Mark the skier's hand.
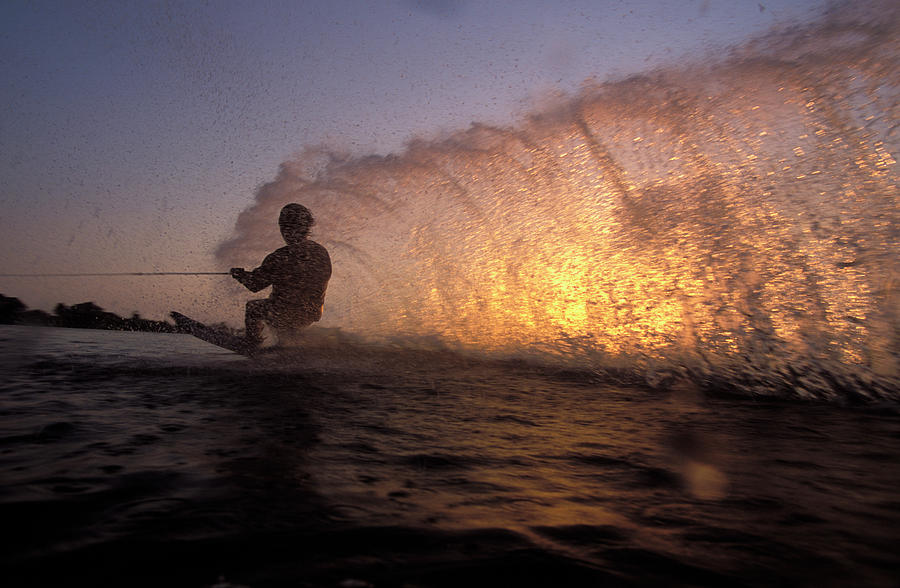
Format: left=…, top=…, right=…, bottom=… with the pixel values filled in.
left=230, top=267, right=247, bottom=283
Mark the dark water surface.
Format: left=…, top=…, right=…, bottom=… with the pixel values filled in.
left=1, top=326, right=899, bottom=587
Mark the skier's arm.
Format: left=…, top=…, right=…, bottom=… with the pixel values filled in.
left=230, top=266, right=272, bottom=292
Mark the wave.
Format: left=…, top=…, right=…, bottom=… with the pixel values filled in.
left=217, top=0, right=899, bottom=402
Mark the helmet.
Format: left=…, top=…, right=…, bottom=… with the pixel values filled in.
left=279, top=203, right=314, bottom=243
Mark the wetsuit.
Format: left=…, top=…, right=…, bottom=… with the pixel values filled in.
left=239, top=239, right=331, bottom=340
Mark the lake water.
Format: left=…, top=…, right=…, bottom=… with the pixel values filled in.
left=1, top=325, right=898, bottom=587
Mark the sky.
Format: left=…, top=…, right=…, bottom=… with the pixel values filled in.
left=0, top=0, right=833, bottom=322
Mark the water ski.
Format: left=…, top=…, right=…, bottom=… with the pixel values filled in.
left=170, top=311, right=256, bottom=356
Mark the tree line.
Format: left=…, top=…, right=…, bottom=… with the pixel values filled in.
left=0, top=293, right=178, bottom=333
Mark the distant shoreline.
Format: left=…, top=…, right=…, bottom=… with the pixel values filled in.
left=0, top=293, right=178, bottom=333
left=0, top=293, right=244, bottom=336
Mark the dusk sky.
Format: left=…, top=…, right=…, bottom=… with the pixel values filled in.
left=1, top=0, right=831, bottom=322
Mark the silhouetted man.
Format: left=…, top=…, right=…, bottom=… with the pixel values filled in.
left=231, top=203, right=331, bottom=347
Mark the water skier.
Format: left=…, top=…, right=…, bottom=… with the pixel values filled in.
left=230, top=203, right=332, bottom=348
